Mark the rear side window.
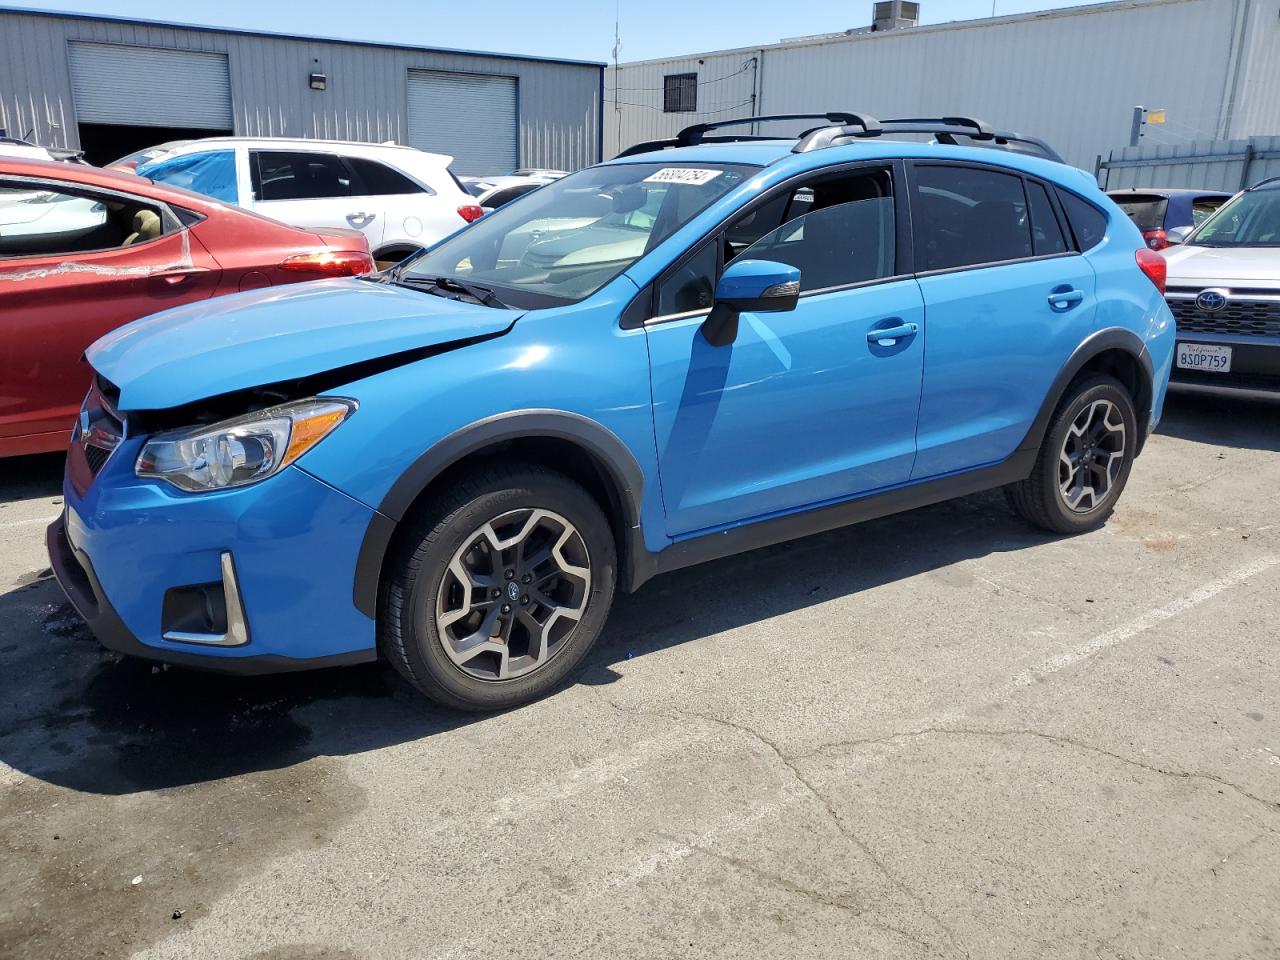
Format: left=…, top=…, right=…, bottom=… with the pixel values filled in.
left=1109, top=194, right=1168, bottom=231
left=139, top=150, right=237, bottom=204
left=1025, top=180, right=1068, bottom=255
left=1192, top=197, right=1225, bottom=225
left=347, top=157, right=425, bottom=196
left=1057, top=189, right=1108, bottom=250
left=912, top=164, right=1032, bottom=270
left=0, top=182, right=167, bottom=257
left=252, top=151, right=351, bottom=201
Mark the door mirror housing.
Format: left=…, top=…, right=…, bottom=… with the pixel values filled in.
left=1165, top=224, right=1193, bottom=245
left=701, top=259, right=801, bottom=347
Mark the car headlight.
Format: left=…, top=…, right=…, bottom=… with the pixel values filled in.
left=136, top=398, right=355, bottom=492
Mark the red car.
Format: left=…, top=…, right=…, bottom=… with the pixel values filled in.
left=1, top=158, right=374, bottom=457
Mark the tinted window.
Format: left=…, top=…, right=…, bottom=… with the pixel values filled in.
left=139, top=150, right=237, bottom=204
left=484, top=184, right=540, bottom=209
left=913, top=165, right=1032, bottom=270
left=656, top=240, right=718, bottom=316
left=1057, top=189, right=1108, bottom=250
left=252, top=151, right=351, bottom=201
left=347, top=157, right=423, bottom=196
left=1026, top=181, right=1068, bottom=255
left=1109, top=194, right=1168, bottom=231
left=0, top=183, right=165, bottom=257
left=733, top=170, right=894, bottom=291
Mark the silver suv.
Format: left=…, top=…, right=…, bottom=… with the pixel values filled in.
left=1162, top=177, right=1280, bottom=394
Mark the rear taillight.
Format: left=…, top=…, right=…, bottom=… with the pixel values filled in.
left=1135, top=247, right=1166, bottom=294
left=457, top=204, right=485, bottom=223
left=280, top=250, right=374, bottom=277
left=1142, top=229, right=1168, bottom=251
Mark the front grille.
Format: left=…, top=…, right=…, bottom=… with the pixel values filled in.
left=1166, top=291, right=1280, bottom=338
left=69, top=377, right=126, bottom=492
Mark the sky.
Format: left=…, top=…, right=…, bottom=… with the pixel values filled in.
left=1, top=0, right=1106, bottom=62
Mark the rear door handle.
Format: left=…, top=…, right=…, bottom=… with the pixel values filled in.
left=1048, top=287, right=1085, bottom=311
left=867, top=321, right=919, bottom=345
left=347, top=212, right=376, bottom=225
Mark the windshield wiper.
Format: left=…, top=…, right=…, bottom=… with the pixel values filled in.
left=392, top=274, right=509, bottom=309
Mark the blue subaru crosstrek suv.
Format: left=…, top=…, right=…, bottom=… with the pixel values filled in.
left=49, top=114, right=1175, bottom=711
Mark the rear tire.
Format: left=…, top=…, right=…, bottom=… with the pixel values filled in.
left=1006, top=374, right=1138, bottom=534
left=379, top=463, right=616, bottom=711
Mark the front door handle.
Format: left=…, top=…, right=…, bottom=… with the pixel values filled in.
left=1048, top=287, right=1085, bottom=311
left=867, top=321, right=919, bottom=345
left=153, top=267, right=210, bottom=286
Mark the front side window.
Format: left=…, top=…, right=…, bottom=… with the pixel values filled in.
left=398, top=162, right=753, bottom=307
left=913, top=164, right=1033, bottom=271
left=252, top=151, right=351, bottom=201
left=0, top=182, right=167, bottom=258
left=1190, top=188, right=1280, bottom=246
left=735, top=170, right=895, bottom=291
left=139, top=150, right=237, bottom=204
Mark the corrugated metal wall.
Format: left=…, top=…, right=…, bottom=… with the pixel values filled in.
left=1100, top=136, right=1280, bottom=191
left=0, top=10, right=602, bottom=171
left=605, top=0, right=1280, bottom=169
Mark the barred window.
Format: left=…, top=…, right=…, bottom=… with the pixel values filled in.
left=663, top=73, right=697, bottom=113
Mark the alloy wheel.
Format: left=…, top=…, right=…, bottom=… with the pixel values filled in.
left=1058, top=398, right=1126, bottom=513
left=435, top=508, right=592, bottom=682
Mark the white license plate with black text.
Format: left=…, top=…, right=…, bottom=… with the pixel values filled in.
left=1176, top=342, right=1233, bottom=373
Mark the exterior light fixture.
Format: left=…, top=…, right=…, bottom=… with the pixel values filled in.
left=309, top=72, right=327, bottom=91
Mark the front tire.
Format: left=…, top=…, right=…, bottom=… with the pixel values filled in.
left=1006, top=374, right=1138, bottom=534
left=380, top=463, right=617, bottom=711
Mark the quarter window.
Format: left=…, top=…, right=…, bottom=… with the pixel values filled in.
left=1057, top=189, right=1108, bottom=250
left=913, top=164, right=1033, bottom=270
left=252, top=151, right=352, bottom=201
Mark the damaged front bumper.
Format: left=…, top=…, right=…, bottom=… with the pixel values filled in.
left=48, top=434, right=381, bottom=674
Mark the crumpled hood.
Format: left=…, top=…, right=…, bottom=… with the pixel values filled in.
left=1162, top=244, right=1280, bottom=287
left=88, top=278, right=518, bottom=410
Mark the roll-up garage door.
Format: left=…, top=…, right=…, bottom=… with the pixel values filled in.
left=68, top=42, right=233, bottom=129
left=407, top=70, right=517, bottom=176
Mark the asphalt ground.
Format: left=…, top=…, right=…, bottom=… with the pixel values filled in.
left=1, top=388, right=1278, bottom=960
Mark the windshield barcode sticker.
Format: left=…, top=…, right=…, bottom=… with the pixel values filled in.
left=643, top=168, right=723, bottom=186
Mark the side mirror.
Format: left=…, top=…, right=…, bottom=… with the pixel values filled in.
left=1165, top=224, right=1193, bottom=245
left=701, top=259, right=801, bottom=347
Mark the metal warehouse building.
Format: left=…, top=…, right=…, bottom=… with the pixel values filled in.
left=605, top=0, right=1280, bottom=171
left=0, top=8, right=603, bottom=173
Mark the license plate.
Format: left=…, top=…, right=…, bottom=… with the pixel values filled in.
left=1176, top=342, right=1232, bottom=373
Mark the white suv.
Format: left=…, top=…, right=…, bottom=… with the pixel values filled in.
left=137, top=137, right=481, bottom=264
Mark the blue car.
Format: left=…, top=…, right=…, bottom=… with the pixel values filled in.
left=49, top=114, right=1175, bottom=711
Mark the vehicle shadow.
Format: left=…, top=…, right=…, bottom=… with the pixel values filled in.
left=0, top=452, right=64, bottom=503
left=1157, top=388, right=1280, bottom=452
left=0, top=484, right=1048, bottom=797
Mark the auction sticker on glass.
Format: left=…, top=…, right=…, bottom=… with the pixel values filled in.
left=643, top=168, right=723, bottom=186
left=1176, top=342, right=1232, bottom=373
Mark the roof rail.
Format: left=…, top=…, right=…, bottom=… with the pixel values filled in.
left=793, top=116, right=1063, bottom=163
left=614, top=113, right=879, bottom=158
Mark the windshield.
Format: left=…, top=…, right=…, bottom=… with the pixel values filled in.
left=397, top=162, right=755, bottom=307
left=1190, top=187, right=1280, bottom=246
